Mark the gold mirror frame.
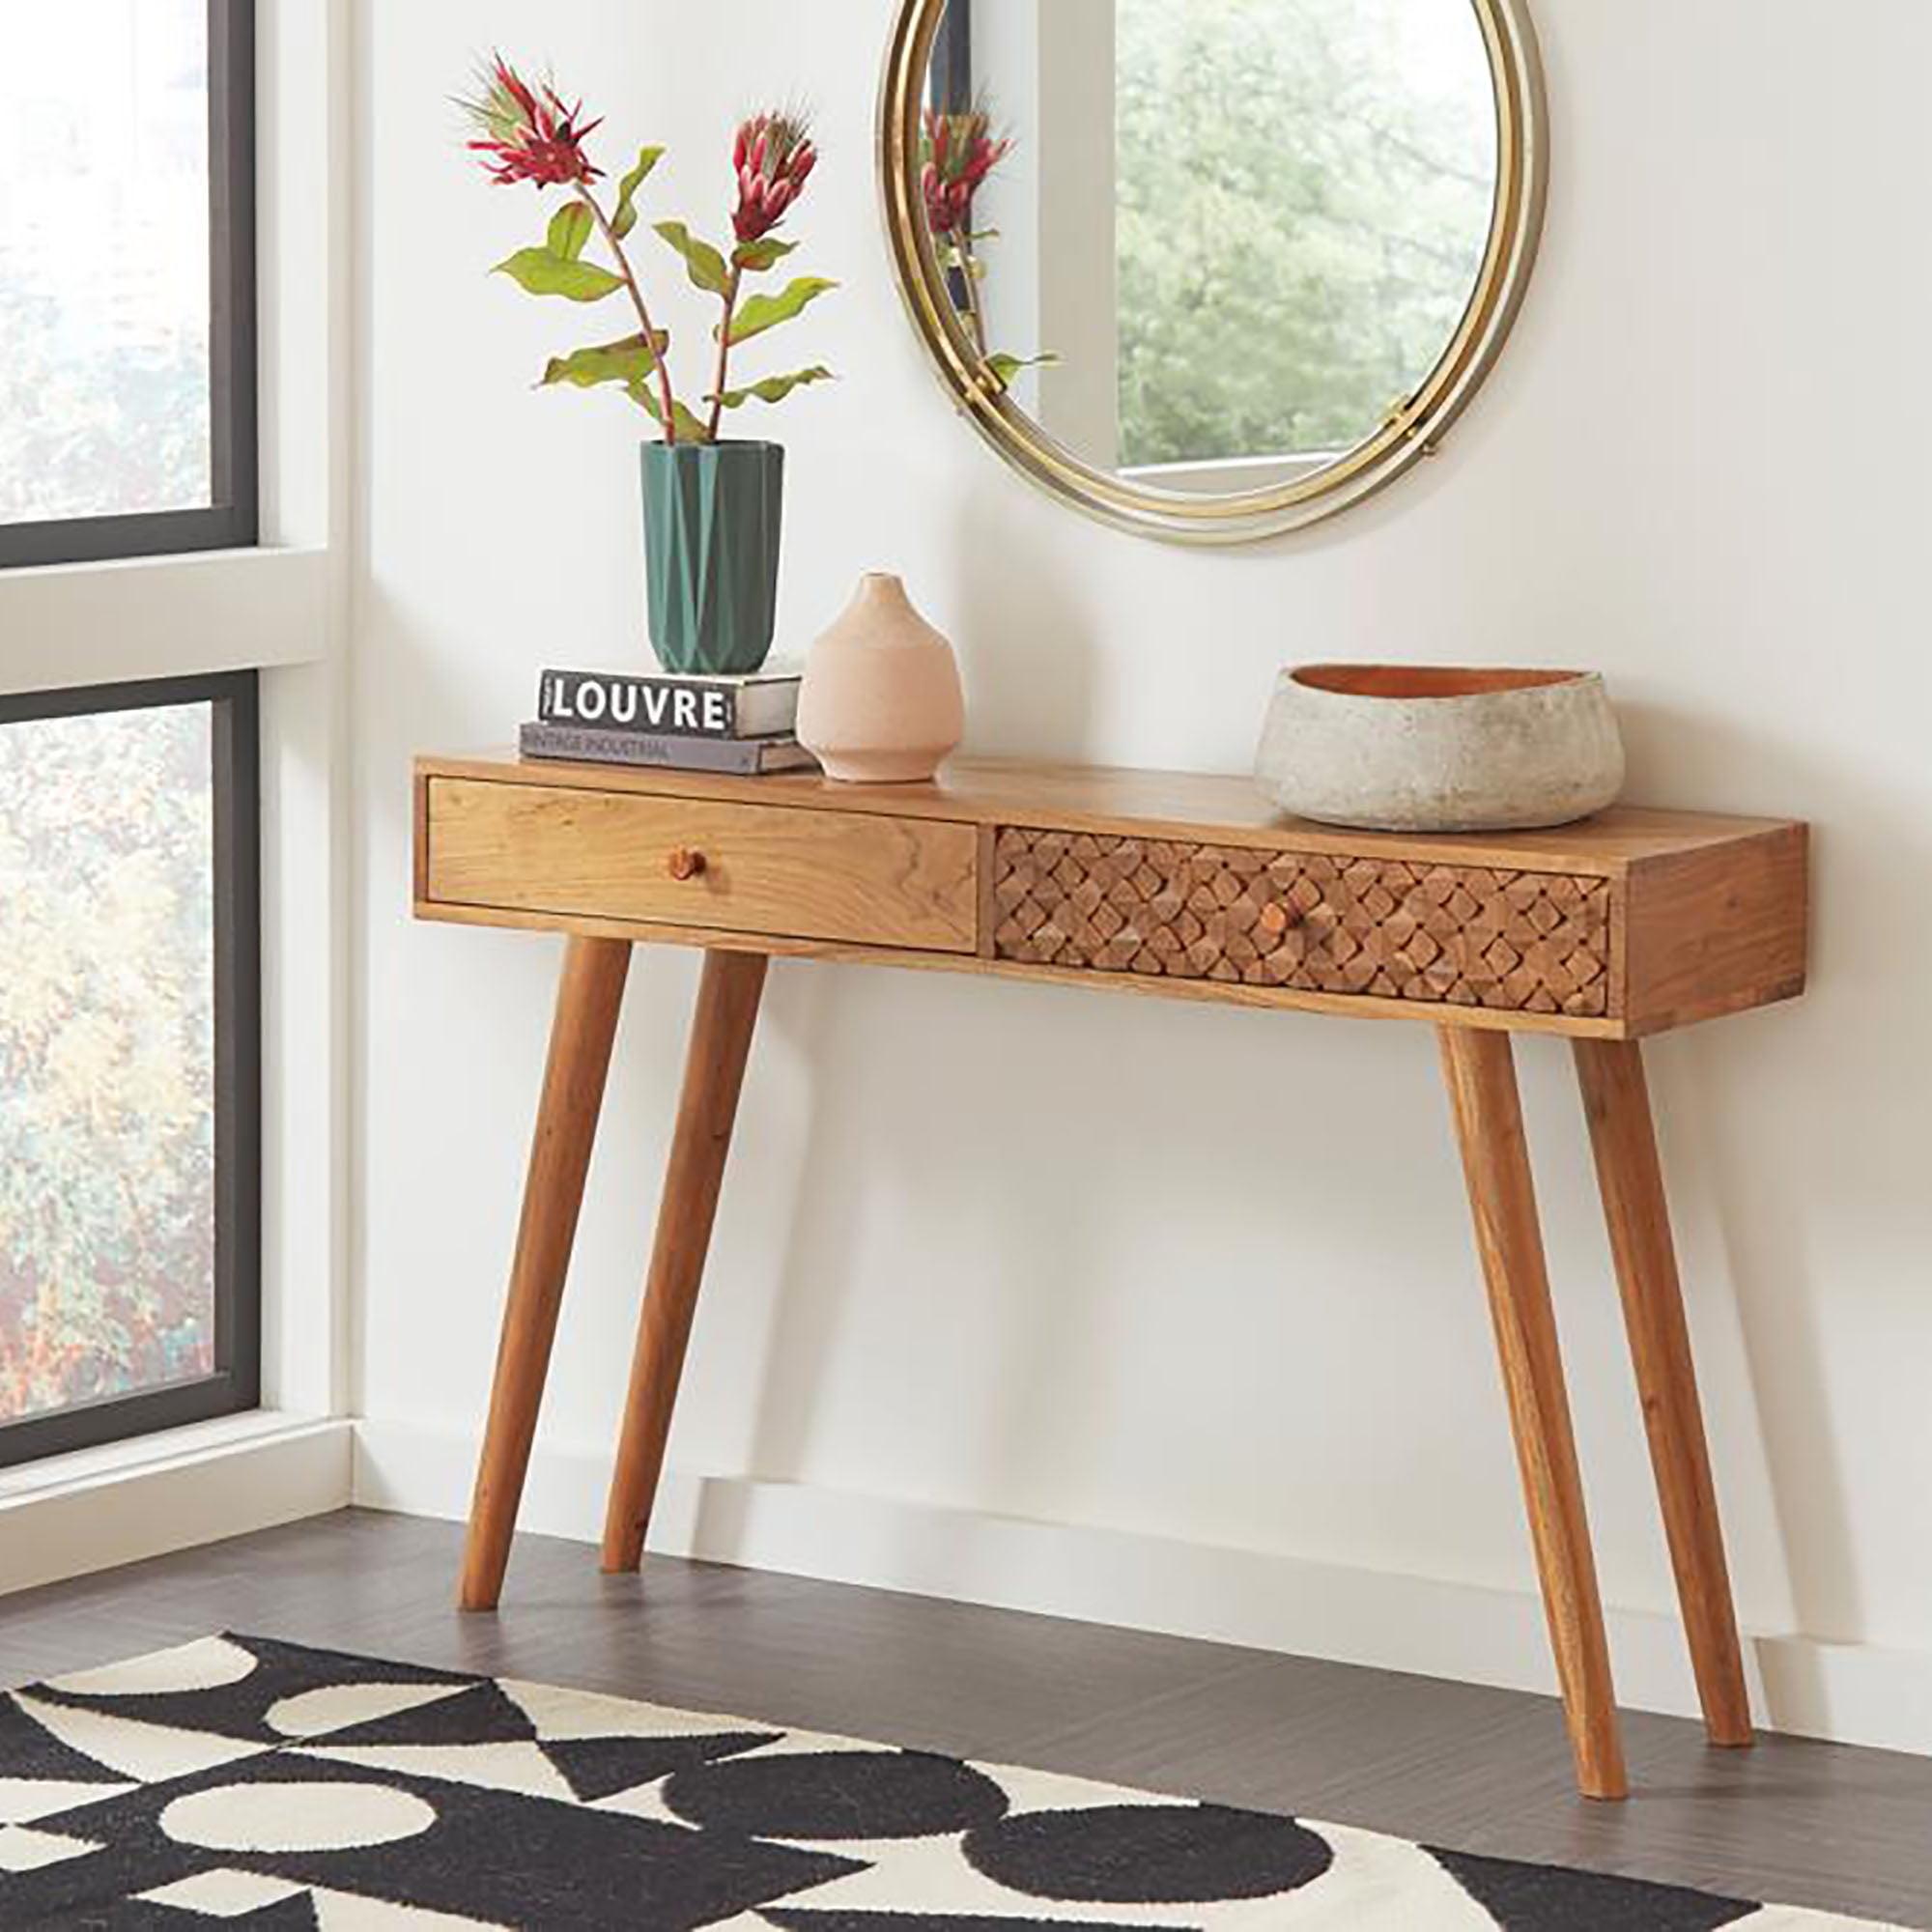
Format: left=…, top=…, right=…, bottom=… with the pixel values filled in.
left=880, top=0, right=1548, bottom=545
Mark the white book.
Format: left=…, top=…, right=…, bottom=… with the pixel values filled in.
left=537, top=666, right=802, bottom=740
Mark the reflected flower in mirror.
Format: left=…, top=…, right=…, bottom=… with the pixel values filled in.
left=921, top=101, right=1008, bottom=240
left=920, top=101, right=1056, bottom=393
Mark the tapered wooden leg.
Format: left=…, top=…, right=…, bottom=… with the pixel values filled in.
left=1576, top=1038, right=1752, bottom=1747
left=1439, top=1028, right=1628, bottom=1801
left=459, top=936, right=632, bottom=1612
left=602, top=950, right=768, bottom=1575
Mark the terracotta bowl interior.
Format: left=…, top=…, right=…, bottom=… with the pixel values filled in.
left=1292, top=665, right=1590, bottom=700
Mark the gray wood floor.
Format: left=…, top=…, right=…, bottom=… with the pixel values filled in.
left=0, top=1509, right=1924, bottom=1927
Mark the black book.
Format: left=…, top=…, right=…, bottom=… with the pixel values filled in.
left=538, top=667, right=801, bottom=741
left=519, top=721, right=818, bottom=776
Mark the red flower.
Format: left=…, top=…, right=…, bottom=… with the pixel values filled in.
left=920, top=106, right=1009, bottom=238
left=462, top=54, right=603, bottom=189
left=732, top=111, right=817, bottom=243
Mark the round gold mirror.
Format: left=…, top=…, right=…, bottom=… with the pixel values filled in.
left=881, top=0, right=1547, bottom=543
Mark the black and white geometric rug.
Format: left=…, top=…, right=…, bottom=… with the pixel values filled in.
left=0, top=1634, right=1899, bottom=1927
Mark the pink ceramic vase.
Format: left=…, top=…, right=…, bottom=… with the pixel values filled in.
left=797, top=573, right=965, bottom=783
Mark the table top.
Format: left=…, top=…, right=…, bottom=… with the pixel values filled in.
left=417, top=752, right=1803, bottom=879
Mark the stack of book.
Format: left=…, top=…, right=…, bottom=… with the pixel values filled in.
left=519, top=667, right=817, bottom=776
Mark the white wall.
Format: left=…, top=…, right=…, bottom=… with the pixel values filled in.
left=975, top=0, right=1119, bottom=455
left=353, top=1, right=1932, bottom=1742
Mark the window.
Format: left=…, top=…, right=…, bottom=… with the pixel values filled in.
left=0, top=0, right=256, bottom=568
left=0, top=674, right=260, bottom=1466
left=1114, top=0, right=1497, bottom=473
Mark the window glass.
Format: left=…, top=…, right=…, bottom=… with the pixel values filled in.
left=0, top=0, right=214, bottom=525
left=1117, top=0, right=1497, bottom=470
left=0, top=704, right=216, bottom=1423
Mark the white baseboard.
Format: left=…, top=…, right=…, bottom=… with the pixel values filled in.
left=0, top=1414, right=354, bottom=1599
left=351, top=1418, right=1932, bottom=1760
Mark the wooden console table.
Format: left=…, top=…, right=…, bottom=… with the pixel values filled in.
left=413, top=752, right=1808, bottom=1801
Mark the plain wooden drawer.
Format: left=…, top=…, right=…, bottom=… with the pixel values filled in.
left=425, top=778, right=980, bottom=953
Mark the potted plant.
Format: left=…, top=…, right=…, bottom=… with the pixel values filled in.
left=463, top=58, right=837, bottom=675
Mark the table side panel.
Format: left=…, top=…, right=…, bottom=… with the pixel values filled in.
left=1622, top=824, right=1809, bottom=1036
left=424, top=777, right=981, bottom=954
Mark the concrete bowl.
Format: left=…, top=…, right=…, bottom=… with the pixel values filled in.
left=1255, top=665, right=1626, bottom=834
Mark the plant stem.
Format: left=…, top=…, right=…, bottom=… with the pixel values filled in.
left=705, top=264, right=743, bottom=442
left=956, top=237, right=990, bottom=359
left=578, top=187, right=681, bottom=442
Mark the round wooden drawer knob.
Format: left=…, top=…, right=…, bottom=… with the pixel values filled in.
left=1259, top=902, right=1297, bottom=937
left=667, top=848, right=707, bottom=882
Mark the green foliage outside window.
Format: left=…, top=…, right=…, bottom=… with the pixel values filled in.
left=1117, top=0, right=1495, bottom=470
left=0, top=284, right=210, bottom=525
left=0, top=708, right=215, bottom=1423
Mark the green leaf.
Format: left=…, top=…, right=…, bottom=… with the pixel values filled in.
left=611, top=145, right=666, bottom=241
left=495, top=248, right=624, bottom=302
left=631, top=381, right=713, bottom=444
left=546, top=202, right=594, bottom=262
left=653, top=219, right=731, bottom=296
left=724, top=275, right=838, bottom=346
left=984, top=351, right=1061, bottom=390
left=711, top=365, right=836, bottom=410
left=731, top=235, right=798, bottom=273
left=541, top=333, right=670, bottom=391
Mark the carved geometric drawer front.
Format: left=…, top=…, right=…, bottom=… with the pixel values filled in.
left=992, top=828, right=1614, bottom=1017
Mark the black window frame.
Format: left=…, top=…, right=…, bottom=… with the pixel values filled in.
left=0, top=670, right=261, bottom=1468
left=926, top=8, right=977, bottom=318
left=0, top=0, right=258, bottom=571
left=931, top=1, right=974, bottom=115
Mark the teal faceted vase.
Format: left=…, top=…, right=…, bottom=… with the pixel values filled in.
left=640, top=440, right=785, bottom=676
